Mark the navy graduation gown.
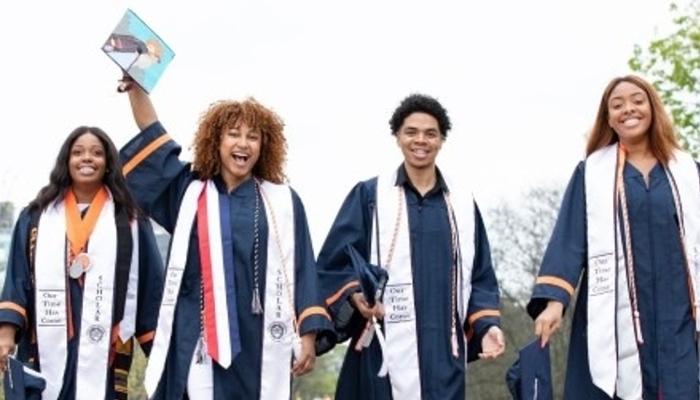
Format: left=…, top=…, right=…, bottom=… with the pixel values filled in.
left=120, top=121, right=331, bottom=399
left=527, top=161, right=699, bottom=400
left=0, top=207, right=164, bottom=400
left=317, top=168, right=501, bottom=400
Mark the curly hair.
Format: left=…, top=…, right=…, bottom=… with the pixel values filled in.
left=389, top=93, right=452, bottom=137
left=586, top=75, right=680, bottom=164
left=28, top=126, right=142, bottom=219
left=191, top=97, right=287, bottom=184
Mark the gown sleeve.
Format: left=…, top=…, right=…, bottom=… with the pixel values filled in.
left=134, top=217, right=165, bottom=355
left=289, top=189, right=332, bottom=337
left=119, top=121, right=193, bottom=233
left=527, top=162, right=587, bottom=319
left=0, top=209, right=33, bottom=339
left=316, top=180, right=376, bottom=342
left=465, top=202, right=502, bottom=361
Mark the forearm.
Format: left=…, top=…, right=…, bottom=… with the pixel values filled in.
left=127, top=83, right=158, bottom=130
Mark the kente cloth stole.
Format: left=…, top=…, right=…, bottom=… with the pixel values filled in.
left=585, top=144, right=700, bottom=398
left=372, top=171, right=475, bottom=400
left=34, top=193, right=138, bottom=400
left=145, top=179, right=298, bottom=400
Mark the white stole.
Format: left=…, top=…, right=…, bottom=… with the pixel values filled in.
left=144, top=180, right=205, bottom=396
left=585, top=144, right=700, bottom=399
left=372, top=171, right=475, bottom=400
left=120, top=221, right=140, bottom=342
left=258, top=181, right=297, bottom=400
left=144, top=179, right=298, bottom=399
left=34, top=195, right=138, bottom=400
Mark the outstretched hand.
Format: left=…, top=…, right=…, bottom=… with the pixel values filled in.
left=479, top=325, right=505, bottom=360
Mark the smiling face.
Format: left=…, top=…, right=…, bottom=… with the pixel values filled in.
left=68, top=132, right=107, bottom=194
left=396, top=112, right=444, bottom=171
left=607, top=81, right=652, bottom=148
left=219, top=122, right=261, bottom=191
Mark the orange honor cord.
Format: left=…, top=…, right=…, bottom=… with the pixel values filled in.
left=63, top=186, right=108, bottom=339
left=65, top=187, right=108, bottom=259
left=616, top=145, right=644, bottom=344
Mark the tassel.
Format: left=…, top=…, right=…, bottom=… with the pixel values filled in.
left=195, top=336, right=207, bottom=364
left=354, top=320, right=374, bottom=351
left=373, top=318, right=388, bottom=377
left=251, top=288, right=264, bottom=314
left=451, top=326, right=459, bottom=358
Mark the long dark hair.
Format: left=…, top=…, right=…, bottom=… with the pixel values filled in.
left=28, top=126, right=142, bottom=219
left=586, top=75, right=680, bottom=164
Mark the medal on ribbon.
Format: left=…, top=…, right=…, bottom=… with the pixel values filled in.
left=69, top=253, right=92, bottom=279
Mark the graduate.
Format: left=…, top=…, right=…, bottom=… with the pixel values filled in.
left=116, top=77, right=332, bottom=399
left=0, top=126, right=165, bottom=400
left=528, top=75, right=700, bottom=399
left=317, top=93, right=505, bottom=400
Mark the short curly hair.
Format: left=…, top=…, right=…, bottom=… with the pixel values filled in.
left=389, top=93, right=452, bottom=137
left=191, top=97, right=287, bottom=184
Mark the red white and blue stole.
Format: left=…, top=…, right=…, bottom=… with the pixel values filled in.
left=145, top=179, right=298, bottom=400
left=372, top=170, right=475, bottom=400
left=34, top=192, right=139, bottom=400
left=585, top=144, right=700, bottom=398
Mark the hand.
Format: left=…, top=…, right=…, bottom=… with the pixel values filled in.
left=117, top=74, right=135, bottom=93
left=479, top=326, right=505, bottom=360
left=0, top=324, right=17, bottom=373
left=534, top=300, right=564, bottom=347
left=351, top=293, right=384, bottom=320
left=291, top=331, right=316, bottom=376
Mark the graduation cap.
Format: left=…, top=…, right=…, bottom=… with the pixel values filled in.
left=3, top=357, right=46, bottom=400
left=505, top=339, right=553, bottom=400
left=345, top=245, right=388, bottom=306
left=103, top=9, right=175, bottom=94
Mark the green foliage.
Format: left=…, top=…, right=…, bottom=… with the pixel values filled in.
left=629, top=1, right=700, bottom=156
left=293, top=345, right=345, bottom=399
left=129, top=344, right=148, bottom=399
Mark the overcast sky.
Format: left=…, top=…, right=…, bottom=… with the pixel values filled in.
left=0, top=0, right=684, bottom=246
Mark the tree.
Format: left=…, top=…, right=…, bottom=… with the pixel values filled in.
left=0, top=202, right=13, bottom=231
left=466, top=185, right=571, bottom=400
left=487, top=186, right=562, bottom=307
left=629, top=1, right=700, bottom=156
